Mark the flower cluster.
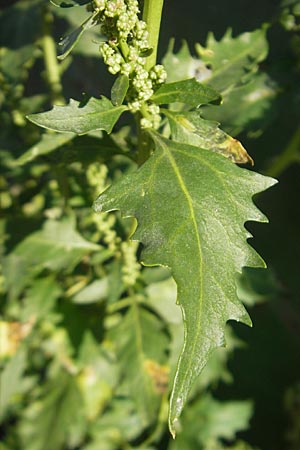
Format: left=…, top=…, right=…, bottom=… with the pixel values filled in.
left=93, top=0, right=167, bottom=129
left=86, top=163, right=120, bottom=252
left=121, top=240, right=141, bottom=286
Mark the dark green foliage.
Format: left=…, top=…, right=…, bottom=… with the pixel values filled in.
left=1, top=1, right=300, bottom=449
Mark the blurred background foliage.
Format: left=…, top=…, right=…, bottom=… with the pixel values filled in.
left=0, top=0, right=300, bottom=449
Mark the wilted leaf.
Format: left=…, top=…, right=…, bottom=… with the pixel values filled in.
left=94, top=132, right=276, bottom=435
left=164, top=110, right=253, bottom=164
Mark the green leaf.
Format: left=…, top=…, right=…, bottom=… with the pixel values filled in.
left=164, top=110, right=253, bottom=164
left=15, top=133, right=74, bottom=166
left=0, top=349, right=27, bottom=421
left=111, top=74, right=129, bottom=106
left=50, top=0, right=90, bottom=7
left=151, top=78, right=221, bottom=106
left=162, top=27, right=268, bottom=93
left=94, top=133, right=277, bottom=435
left=168, top=395, right=253, bottom=449
left=195, top=27, right=269, bottom=92
left=108, top=305, right=169, bottom=427
left=162, top=40, right=212, bottom=84
left=4, top=216, right=99, bottom=299
left=18, top=372, right=86, bottom=450
left=203, top=72, right=278, bottom=137
left=72, top=278, right=108, bottom=304
left=27, top=97, right=127, bottom=135
left=57, top=11, right=99, bottom=60
left=22, top=277, right=62, bottom=321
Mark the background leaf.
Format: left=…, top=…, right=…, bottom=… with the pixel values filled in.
left=108, top=305, right=169, bottom=427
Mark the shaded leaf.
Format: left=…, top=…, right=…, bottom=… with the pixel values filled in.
left=162, top=28, right=268, bottom=94
left=203, top=72, right=278, bottom=136
left=163, top=40, right=212, bottom=84
left=164, top=110, right=253, bottom=164
left=15, top=133, right=74, bottom=166
left=195, top=27, right=269, bottom=92
left=151, top=78, right=221, bottom=106
left=168, top=395, right=253, bottom=449
left=50, top=0, right=90, bottom=7
left=57, top=11, right=99, bottom=60
left=94, top=132, right=276, bottom=435
left=27, top=97, right=127, bottom=135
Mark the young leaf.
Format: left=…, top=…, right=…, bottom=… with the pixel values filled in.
left=57, top=11, right=99, bottom=60
left=111, top=74, right=129, bottom=106
left=164, top=110, right=253, bottom=165
left=50, top=0, right=90, bottom=7
left=151, top=78, right=221, bottom=106
left=27, top=97, right=127, bottom=135
left=94, top=133, right=277, bottom=436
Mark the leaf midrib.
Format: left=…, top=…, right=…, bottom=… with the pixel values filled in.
left=153, top=135, right=204, bottom=393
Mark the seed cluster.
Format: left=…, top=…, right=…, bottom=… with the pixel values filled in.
left=92, top=0, right=167, bottom=128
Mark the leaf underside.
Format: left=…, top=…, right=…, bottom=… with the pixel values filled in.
left=94, top=133, right=276, bottom=436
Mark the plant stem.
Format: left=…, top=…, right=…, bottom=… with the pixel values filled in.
left=265, top=128, right=300, bottom=177
left=42, top=8, right=64, bottom=105
left=136, top=0, right=164, bottom=165
left=142, top=0, right=165, bottom=70
left=136, top=112, right=152, bottom=166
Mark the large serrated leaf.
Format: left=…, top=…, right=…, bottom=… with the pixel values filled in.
left=162, top=28, right=268, bottom=94
left=94, top=133, right=277, bottom=435
left=164, top=109, right=253, bottom=165
left=27, top=97, right=127, bottom=135
left=195, top=28, right=268, bottom=92
left=151, top=78, right=221, bottom=106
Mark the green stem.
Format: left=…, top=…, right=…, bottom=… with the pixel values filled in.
left=42, top=8, right=64, bottom=105
left=136, top=112, right=152, bottom=166
left=106, top=294, right=144, bottom=314
left=142, top=0, right=165, bottom=70
left=265, top=128, right=300, bottom=177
